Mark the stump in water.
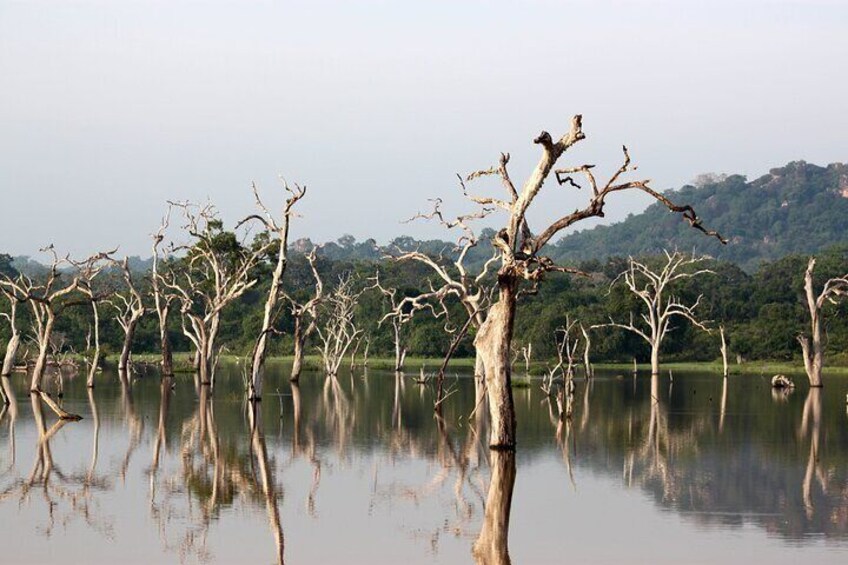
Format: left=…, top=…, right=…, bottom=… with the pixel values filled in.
left=771, top=374, right=795, bottom=389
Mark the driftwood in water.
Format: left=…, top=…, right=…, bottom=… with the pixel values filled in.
left=771, top=374, right=795, bottom=389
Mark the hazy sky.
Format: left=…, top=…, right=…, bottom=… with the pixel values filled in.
left=1, top=0, right=846, bottom=258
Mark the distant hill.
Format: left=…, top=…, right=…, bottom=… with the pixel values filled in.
left=547, top=161, right=848, bottom=271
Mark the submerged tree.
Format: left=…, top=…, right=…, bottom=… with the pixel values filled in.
left=370, top=271, right=418, bottom=372
left=797, top=257, right=848, bottom=387
left=605, top=251, right=714, bottom=376
left=0, top=246, right=112, bottom=418
left=389, top=199, right=499, bottom=389
left=0, top=278, right=22, bottom=380
left=287, top=248, right=323, bottom=383
left=163, top=202, right=267, bottom=386
left=72, top=254, right=114, bottom=388
left=240, top=181, right=306, bottom=400
left=316, top=274, right=363, bottom=378
left=109, top=257, right=147, bottom=374
left=437, top=115, right=724, bottom=448
left=151, top=208, right=177, bottom=377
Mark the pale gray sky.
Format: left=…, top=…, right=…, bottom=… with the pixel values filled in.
left=1, top=0, right=846, bottom=257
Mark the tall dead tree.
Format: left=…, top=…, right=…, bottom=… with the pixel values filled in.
left=239, top=181, right=306, bottom=400
left=164, top=202, right=267, bottom=386
left=109, top=257, right=147, bottom=373
left=605, top=251, right=714, bottom=376
left=287, top=248, right=323, bottom=383
left=440, top=116, right=723, bottom=448
left=72, top=254, right=114, bottom=388
left=316, top=274, right=363, bottom=378
left=797, top=257, right=848, bottom=387
left=151, top=208, right=176, bottom=377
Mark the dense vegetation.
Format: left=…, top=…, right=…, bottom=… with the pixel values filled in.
left=2, top=243, right=846, bottom=369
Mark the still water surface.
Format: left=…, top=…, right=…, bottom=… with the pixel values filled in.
left=1, top=365, right=847, bottom=564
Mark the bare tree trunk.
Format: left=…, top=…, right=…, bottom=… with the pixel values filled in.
left=119, top=318, right=139, bottom=373
left=86, top=299, right=101, bottom=388
left=719, top=325, right=729, bottom=378
left=475, top=283, right=517, bottom=449
left=1, top=300, right=20, bottom=378
left=580, top=324, right=592, bottom=378
left=159, top=312, right=174, bottom=377
left=800, top=259, right=824, bottom=387
left=291, top=318, right=306, bottom=383
left=650, top=342, right=660, bottom=376
left=472, top=449, right=515, bottom=565
left=31, top=313, right=56, bottom=391
left=393, top=323, right=407, bottom=372
left=1, top=331, right=19, bottom=379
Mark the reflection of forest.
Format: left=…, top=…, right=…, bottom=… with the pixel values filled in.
left=565, top=374, right=848, bottom=540
left=0, top=367, right=846, bottom=564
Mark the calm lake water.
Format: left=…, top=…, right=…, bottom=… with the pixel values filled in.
left=1, top=365, right=847, bottom=564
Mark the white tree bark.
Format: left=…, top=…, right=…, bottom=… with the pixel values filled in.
left=719, top=325, right=729, bottom=378
left=242, top=181, right=306, bottom=400
left=0, top=291, right=21, bottom=379
left=605, top=252, right=714, bottom=376
left=288, top=248, right=323, bottom=383
left=797, top=257, right=848, bottom=388
left=316, top=274, right=363, bottom=378
left=110, top=257, right=146, bottom=373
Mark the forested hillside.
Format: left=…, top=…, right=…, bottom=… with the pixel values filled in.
left=549, top=161, right=848, bottom=271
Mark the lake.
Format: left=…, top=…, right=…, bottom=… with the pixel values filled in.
left=1, top=365, right=847, bottom=564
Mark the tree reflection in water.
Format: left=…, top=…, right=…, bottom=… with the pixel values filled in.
left=0, top=368, right=847, bottom=563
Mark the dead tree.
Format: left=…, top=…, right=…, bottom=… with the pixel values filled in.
left=151, top=208, right=176, bottom=377
left=440, top=116, right=723, bottom=448
left=719, top=324, right=729, bottom=378
left=0, top=247, right=111, bottom=418
left=370, top=271, right=415, bottom=372
left=72, top=255, right=113, bottom=388
left=239, top=181, right=306, bottom=400
left=605, top=251, right=714, bottom=376
left=0, top=280, right=22, bottom=379
left=797, top=257, right=848, bottom=387
left=540, top=327, right=568, bottom=396
left=390, top=198, right=500, bottom=386
left=580, top=323, right=593, bottom=378
left=164, top=201, right=267, bottom=386
left=316, top=274, right=363, bottom=378
left=109, top=257, right=147, bottom=373
left=287, top=248, right=324, bottom=383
